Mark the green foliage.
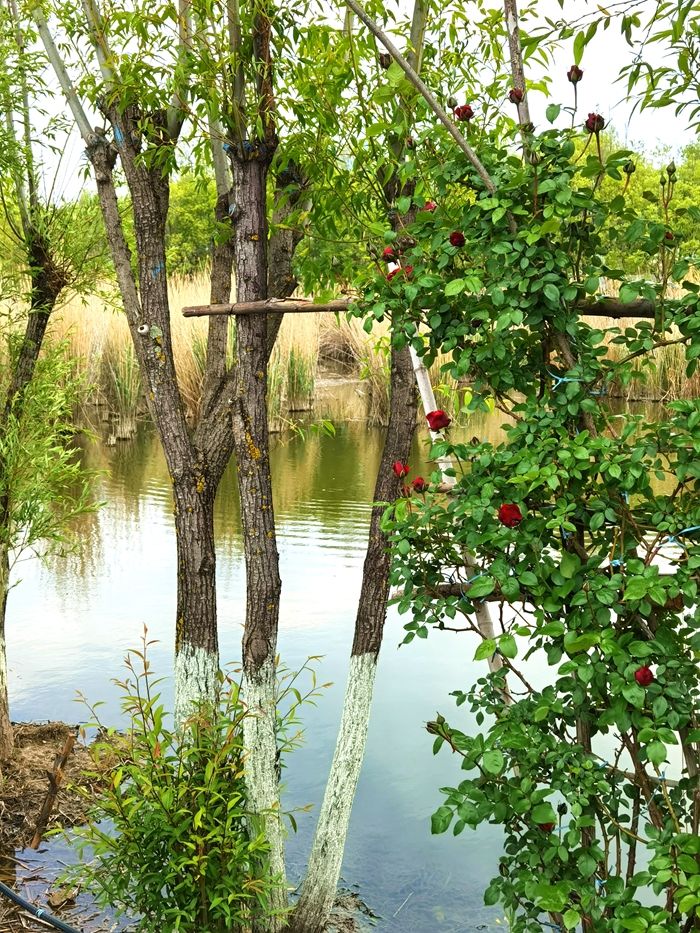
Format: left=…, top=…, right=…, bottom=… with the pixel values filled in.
left=356, top=98, right=700, bottom=928
left=67, top=639, right=285, bottom=932
left=0, top=334, right=93, bottom=561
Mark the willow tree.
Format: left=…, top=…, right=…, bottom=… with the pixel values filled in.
left=0, top=0, right=92, bottom=761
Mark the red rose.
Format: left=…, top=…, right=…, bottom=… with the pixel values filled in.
left=454, top=104, right=474, bottom=121
left=382, top=246, right=396, bottom=262
left=424, top=200, right=437, bottom=212
left=634, top=665, right=654, bottom=687
left=537, top=822, right=556, bottom=832
left=498, top=503, right=523, bottom=528
left=426, top=409, right=451, bottom=431
left=449, top=231, right=466, bottom=248
left=585, top=112, right=605, bottom=134
left=508, top=87, right=524, bottom=104
left=567, top=65, right=583, bottom=84
left=386, top=266, right=411, bottom=281
left=412, top=476, right=427, bottom=493
left=392, top=461, right=410, bottom=479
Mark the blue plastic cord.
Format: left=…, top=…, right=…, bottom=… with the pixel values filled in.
left=114, top=126, right=124, bottom=146
left=665, top=525, right=700, bottom=545
left=547, top=369, right=583, bottom=389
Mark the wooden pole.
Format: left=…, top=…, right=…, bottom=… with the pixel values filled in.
left=182, top=296, right=658, bottom=320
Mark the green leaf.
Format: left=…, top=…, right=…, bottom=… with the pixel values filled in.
left=474, top=638, right=496, bottom=661
left=445, top=278, right=466, bottom=296
left=431, top=806, right=453, bottom=835
left=543, top=283, right=560, bottom=304
left=531, top=803, right=556, bottom=824
left=563, top=909, right=581, bottom=930
left=647, top=740, right=667, bottom=767
left=499, top=634, right=517, bottom=659
left=467, top=576, right=496, bottom=598
left=622, top=683, right=646, bottom=708
left=482, top=749, right=505, bottom=774
left=546, top=103, right=561, bottom=124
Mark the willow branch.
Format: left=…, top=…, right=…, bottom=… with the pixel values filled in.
left=31, top=6, right=97, bottom=146
left=342, top=0, right=496, bottom=193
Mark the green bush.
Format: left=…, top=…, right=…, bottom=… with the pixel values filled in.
left=67, top=639, right=284, bottom=932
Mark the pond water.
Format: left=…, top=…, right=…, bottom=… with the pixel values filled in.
left=7, top=397, right=513, bottom=931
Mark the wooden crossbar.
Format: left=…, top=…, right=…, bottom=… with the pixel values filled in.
left=182, top=296, right=657, bottom=320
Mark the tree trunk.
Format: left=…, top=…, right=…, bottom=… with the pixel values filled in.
left=90, top=132, right=223, bottom=721
left=172, top=475, right=219, bottom=723
left=0, top=545, right=12, bottom=762
left=290, top=344, right=417, bottom=933
left=228, top=153, right=287, bottom=925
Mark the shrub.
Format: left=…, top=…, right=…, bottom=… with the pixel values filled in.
left=67, top=638, right=284, bottom=932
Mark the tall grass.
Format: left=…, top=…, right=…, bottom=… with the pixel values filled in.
left=45, top=272, right=699, bottom=435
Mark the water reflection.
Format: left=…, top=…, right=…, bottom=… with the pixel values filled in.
left=8, top=415, right=508, bottom=931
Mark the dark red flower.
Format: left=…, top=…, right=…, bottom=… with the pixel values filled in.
left=424, top=200, right=437, bottom=212
left=378, top=52, right=391, bottom=70
left=567, top=65, right=583, bottom=84
left=634, top=665, right=654, bottom=687
left=382, top=246, right=396, bottom=262
left=508, top=87, right=524, bottom=104
left=537, top=822, right=556, bottom=832
left=454, top=104, right=474, bottom=121
left=412, top=476, right=428, bottom=493
left=498, top=503, right=523, bottom=528
left=585, top=112, right=605, bottom=134
left=392, top=461, right=410, bottom=479
left=406, top=136, right=415, bottom=149
left=426, top=409, right=451, bottom=431
left=664, top=230, right=675, bottom=245
left=386, top=266, right=412, bottom=282
left=449, top=231, right=466, bottom=248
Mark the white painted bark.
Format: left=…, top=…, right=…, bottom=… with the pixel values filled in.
left=409, top=347, right=504, bottom=678
left=242, top=655, right=288, bottom=931
left=291, top=653, right=377, bottom=933
left=173, top=643, right=219, bottom=726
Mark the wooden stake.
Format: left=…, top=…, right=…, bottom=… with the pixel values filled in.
left=29, top=731, right=76, bottom=850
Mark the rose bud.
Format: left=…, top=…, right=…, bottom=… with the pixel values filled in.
left=378, top=52, right=391, bottom=69
left=585, top=112, right=605, bottom=133
left=403, top=265, right=413, bottom=278
left=498, top=503, right=523, bottom=528
left=537, top=823, right=556, bottom=832
left=623, top=160, right=636, bottom=175
left=449, top=231, right=466, bottom=247
left=447, top=95, right=459, bottom=109
left=392, top=461, right=410, bottom=478
left=666, top=160, right=676, bottom=176
left=567, top=65, right=583, bottom=84
left=412, top=476, right=428, bottom=493
left=508, top=87, right=524, bottom=104
left=382, top=245, right=396, bottom=262
left=406, top=136, right=415, bottom=149
left=424, top=200, right=437, bottom=212
left=426, top=409, right=451, bottom=431
left=454, top=104, right=474, bottom=121
left=634, top=665, right=654, bottom=687
left=664, top=230, right=675, bottom=242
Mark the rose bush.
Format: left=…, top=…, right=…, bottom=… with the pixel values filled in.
left=355, top=84, right=700, bottom=929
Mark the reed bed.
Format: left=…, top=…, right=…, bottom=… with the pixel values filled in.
left=43, top=271, right=698, bottom=437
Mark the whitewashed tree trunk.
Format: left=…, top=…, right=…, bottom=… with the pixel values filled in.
left=242, top=655, right=288, bottom=931
left=290, top=342, right=417, bottom=933
left=408, top=347, right=504, bottom=676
